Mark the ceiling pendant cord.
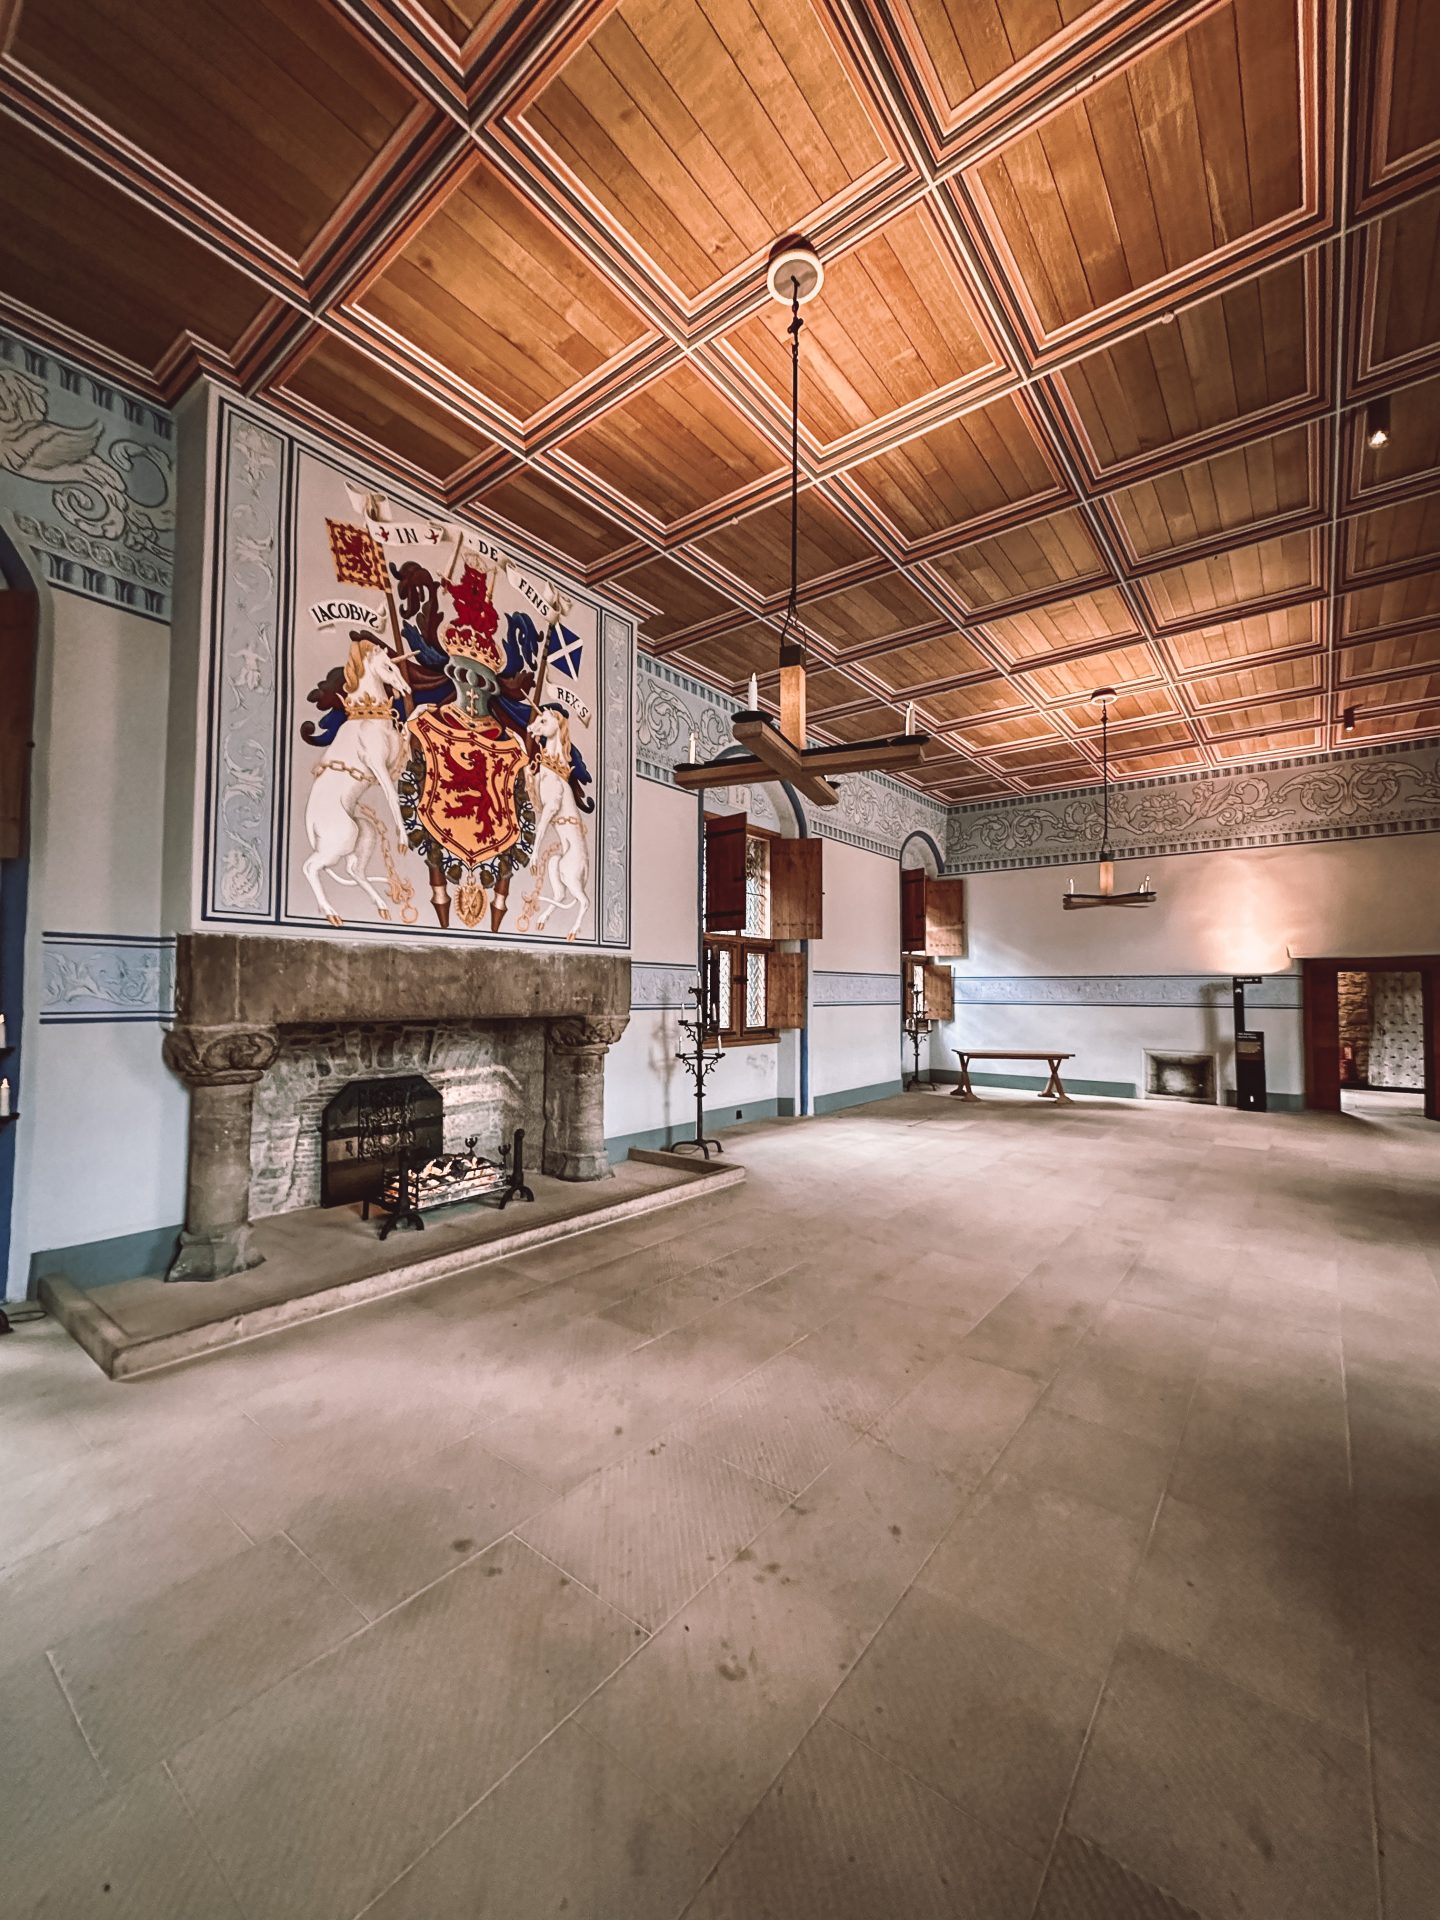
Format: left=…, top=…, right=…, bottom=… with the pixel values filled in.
left=1100, top=700, right=1111, bottom=860
left=781, top=271, right=803, bottom=662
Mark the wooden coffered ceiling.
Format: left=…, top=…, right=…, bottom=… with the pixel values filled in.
left=4, top=0, right=1439, bottom=800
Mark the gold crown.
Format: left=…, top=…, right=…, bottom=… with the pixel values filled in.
left=343, top=693, right=395, bottom=720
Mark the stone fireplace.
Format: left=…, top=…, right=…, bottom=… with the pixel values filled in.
left=161, top=934, right=629, bottom=1281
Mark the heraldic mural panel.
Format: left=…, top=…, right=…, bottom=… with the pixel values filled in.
left=205, top=419, right=631, bottom=947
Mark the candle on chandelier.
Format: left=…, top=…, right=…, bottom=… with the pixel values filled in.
left=747, top=673, right=759, bottom=711
left=0, top=1078, right=10, bottom=1118
left=687, top=730, right=697, bottom=764
left=904, top=702, right=915, bottom=735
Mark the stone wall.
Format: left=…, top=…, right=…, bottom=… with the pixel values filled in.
left=1370, top=971, right=1425, bottom=1091
left=250, top=1021, right=544, bottom=1217
left=1339, top=971, right=1373, bottom=1085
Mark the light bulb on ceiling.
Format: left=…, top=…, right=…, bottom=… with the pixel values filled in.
left=1365, top=396, right=1391, bottom=450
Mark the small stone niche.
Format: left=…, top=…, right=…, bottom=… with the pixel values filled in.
left=1143, top=1050, right=1218, bottom=1104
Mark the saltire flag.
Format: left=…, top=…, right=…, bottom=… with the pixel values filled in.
left=326, top=518, right=387, bottom=592
left=547, top=623, right=584, bottom=679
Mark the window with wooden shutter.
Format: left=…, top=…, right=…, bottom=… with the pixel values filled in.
left=767, top=950, right=807, bottom=1030
left=900, top=867, right=927, bottom=953
left=703, top=810, right=747, bottom=931
left=703, top=822, right=794, bottom=1044
left=770, top=838, right=823, bottom=940
left=924, top=878, right=966, bottom=957
left=922, top=962, right=954, bottom=1021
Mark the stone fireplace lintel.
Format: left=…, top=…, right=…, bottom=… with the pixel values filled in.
left=163, top=935, right=631, bottom=1282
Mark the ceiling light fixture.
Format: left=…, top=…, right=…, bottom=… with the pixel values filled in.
left=1365, top=395, right=1391, bottom=450
left=1342, top=705, right=1357, bottom=733
left=673, top=237, right=932, bottom=807
left=1062, top=689, right=1156, bottom=911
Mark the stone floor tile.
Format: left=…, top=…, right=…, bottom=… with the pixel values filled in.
left=871, top=1354, right=1041, bottom=1486
left=672, top=1354, right=869, bottom=1495
left=1040, top=1350, right=1195, bottom=1449
left=997, top=1406, right=1171, bottom=1525
left=829, top=1586, right=1098, bottom=1855
left=518, top=1435, right=789, bottom=1630
left=1084, top=1301, right=1215, bottom=1383
left=1033, top=1832, right=1208, bottom=1919
left=1167, top=1375, right=1351, bottom=1534
left=282, top=1429, right=557, bottom=1618
left=50, top=1533, right=365, bottom=1784
left=1128, top=1494, right=1366, bottom=1734
left=6, top=1765, right=246, bottom=1920
left=1068, top=1637, right=1377, bottom=1920
left=0, top=1656, right=107, bottom=1900
left=685, top=1717, right=1042, bottom=1920
left=919, top=1471, right=1150, bottom=1678
left=363, top=1720, right=718, bottom=1920
left=957, top=1292, right=1097, bottom=1382
left=1380, top=1830, right=1440, bottom=1920
left=170, top=1537, right=638, bottom=1920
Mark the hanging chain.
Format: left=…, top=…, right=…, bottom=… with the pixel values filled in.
left=1100, top=702, right=1111, bottom=856
left=778, top=273, right=803, bottom=662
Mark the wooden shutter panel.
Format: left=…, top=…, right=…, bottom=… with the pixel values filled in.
left=922, top=962, right=954, bottom=1021
left=924, top=878, right=966, bottom=957
left=704, top=811, right=746, bottom=931
left=770, top=838, right=823, bottom=940
left=0, top=592, right=37, bottom=860
left=900, top=867, right=926, bottom=952
left=767, top=949, right=807, bottom=1030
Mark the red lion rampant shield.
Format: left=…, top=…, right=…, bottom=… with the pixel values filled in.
left=407, top=706, right=526, bottom=866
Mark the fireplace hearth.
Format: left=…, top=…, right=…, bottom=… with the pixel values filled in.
left=162, top=933, right=630, bottom=1281
left=321, top=1074, right=443, bottom=1209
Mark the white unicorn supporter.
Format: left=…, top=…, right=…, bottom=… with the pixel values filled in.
left=527, top=707, right=591, bottom=937
left=302, top=638, right=411, bottom=926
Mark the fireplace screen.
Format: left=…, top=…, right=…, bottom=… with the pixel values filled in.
left=320, top=1075, right=443, bottom=1208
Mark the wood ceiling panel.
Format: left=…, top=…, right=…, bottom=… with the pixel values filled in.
left=0, top=122, right=270, bottom=367
left=1052, top=256, right=1320, bottom=482
left=982, top=586, right=1140, bottom=662
left=1201, top=695, right=1323, bottom=734
left=820, top=701, right=906, bottom=742
left=672, top=622, right=787, bottom=682
left=1358, top=0, right=1440, bottom=205
left=863, top=630, right=997, bottom=689
left=1341, top=569, right=1440, bottom=634
left=843, top=393, right=1066, bottom=543
left=1100, top=721, right=1197, bottom=754
left=965, top=0, right=1313, bottom=351
left=800, top=572, right=941, bottom=646
left=878, top=0, right=1124, bottom=128
left=355, top=157, right=650, bottom=421
left=802, top=668, right=868, bottom=711
left=557, top=362, right=780, bottom=524
left=1341, top=701, right=1440, bottom=736
left=13, top=0, right=419, bottom=257
left=952, top=710, right=1064, bottom=747
left=1211, top=726, right=1322, bottom=753
left=1339, top=671, right=1440, bottom=707
left=1137, top=530, right=1324, bottom=626
left=721, top=204, right=1002, bottom=445
left=1162, top=603, right=1323, bottom=668
left=1336, top=629, right=1440, bottom=678
left=521, top=0, right=891, bottom=302
left=920, top=679, right=1029, bottom=725
left=468, top=467, right=635, bottom=568
left=926, top=506, right=1108, bottom=609
left=1185, top=656, right=1324, bottom=705
left=1344, top=493, right=1440, bottom=578
left=688, top=491, right=881, bottom=597
left=988, top=740, right=1092, bottom=770
left=1105, top=424, right=1321, bottom=564
left=1110, top=745, right=1208, bottom=773
left=1357, top=188, right=1440, bottom=382
left=611, top=555, right=738, bottom=641
left=281, top=336, right=486, bottom=480
left=1018, top=642, right=1162, bottom=697
left=1013, top=761, right=1100, bottom=788
left=1349, top=370, right=1440, bottom=501
left=1054, top=686, right=1181, bottom=729
left=933, top=774, right=1012, bottom=796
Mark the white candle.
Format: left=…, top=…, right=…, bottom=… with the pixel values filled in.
left=747, top=672, right=759, bottom=710
left=0, top=1078, right=10, bottom=1118
left=904, top=702, right=915, bottom=735
left=687, top=730, right=697, bottom=763
left=0, top=1011, right=6, bottom=1048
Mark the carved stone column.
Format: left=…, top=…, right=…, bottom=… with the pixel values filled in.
left=162, top=1023, right=280, bottom=1281
left=543, top=1014, right=629, bottom=1181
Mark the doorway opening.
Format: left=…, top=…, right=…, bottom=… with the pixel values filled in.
left=1302, top=957, right=1439, bottom=1120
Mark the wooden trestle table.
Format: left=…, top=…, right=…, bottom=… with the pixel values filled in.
left=951, top=1050, right=1076, bottom=1103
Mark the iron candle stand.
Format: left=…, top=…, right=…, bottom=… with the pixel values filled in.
left=672, top=983, right=727, bottom=1158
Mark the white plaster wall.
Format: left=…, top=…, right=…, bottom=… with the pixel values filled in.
left=12, top=591, right=186, bottom=1288
left=935, top=836, right=1440, bottom=1099
left=809, top=840, right=902, bottom=1101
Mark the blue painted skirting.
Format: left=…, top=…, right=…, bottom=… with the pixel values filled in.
left=30, top=1222, right=181, bottom=1289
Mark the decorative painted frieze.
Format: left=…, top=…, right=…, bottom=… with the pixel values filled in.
left=636, top=653, right=949, bottom=863
left=950, top=974, right=1303, bottom=1010
left=947, top=741, right=1440, bottom=872
left=40, top=934, right=176, bottom=1022
left=0, top=329, right=174, bottom=619
left=630, top=961, right=701, bottom=1010
left=812, top=971, right=903, bottom=1007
